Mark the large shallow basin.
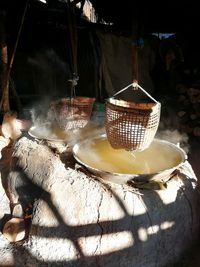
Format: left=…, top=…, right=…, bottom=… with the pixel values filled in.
left=73, top=134, right=187, bottom=184
left=28, top=122, right=104, bottom=144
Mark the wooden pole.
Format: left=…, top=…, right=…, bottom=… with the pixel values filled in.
left=0, top=11, right=9, bottom=113
left=0, top=0, right=29, bottom=114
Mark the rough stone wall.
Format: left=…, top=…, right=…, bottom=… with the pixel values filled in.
left=0, top=136, right=200, bottom=267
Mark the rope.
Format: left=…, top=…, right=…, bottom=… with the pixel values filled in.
left=66, top=0, right=79, bottom=98
left=112, top=82, right=158, bottom=103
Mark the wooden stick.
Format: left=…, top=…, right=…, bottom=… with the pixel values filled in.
left=0, top=0, right=29, bottom=113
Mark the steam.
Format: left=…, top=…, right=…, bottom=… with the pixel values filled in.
left=155, top=99, right=190, bottom=153
left=156, top=129, right=189, bottom=153
left=71, top=124, right=105, bottom=145
left=29, top=98, right=53, bottom=126
left=27, top=98, right=105, bottom=147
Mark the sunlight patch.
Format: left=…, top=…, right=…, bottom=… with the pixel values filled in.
left=30, top=237, right=78, bottom=261
left=160, top=221, right=175, bottom=230
left=138, top=227, right=148, bottom=242
left=147, top=225, right=159, bottom=235
left=79, top=231, right=134, bottom=256
left=157, top=184, right=179, bottom=205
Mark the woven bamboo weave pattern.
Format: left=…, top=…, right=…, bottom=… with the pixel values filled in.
left=52, top=97, right=95, bottom=130
left=105, top=98, right=161, bottom=151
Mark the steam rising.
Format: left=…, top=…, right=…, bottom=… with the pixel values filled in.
left=29, top=99, right=52, bottom=126
left=156, top=129, right=189, bottom=153
left=28, top=101, right=105, bottom=147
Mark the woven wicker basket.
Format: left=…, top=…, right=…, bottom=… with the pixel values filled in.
left=51, top=97, right=95, bottom=130
left=105, top=86, right=161, bottom=151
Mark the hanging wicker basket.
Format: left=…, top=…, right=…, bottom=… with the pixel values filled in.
left=51, top=97, right=95, bottom=130
left=105, top=83, right=161, bottom=151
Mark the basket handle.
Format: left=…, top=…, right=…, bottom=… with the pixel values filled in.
left=112, top=82, right=158, bottom=103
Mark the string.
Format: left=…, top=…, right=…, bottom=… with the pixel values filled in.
left=112, top=82, right=158, bottom=103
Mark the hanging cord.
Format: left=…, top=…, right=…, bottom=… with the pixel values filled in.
left=66, top=0, right=79, bottom=99
left=131, top=9, right=140, bottom=86
left=131, top=7, right=146, bottom=94
left=112, top=82, right=158, bottom=104
left=132, top=41, right=139, bottom=84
